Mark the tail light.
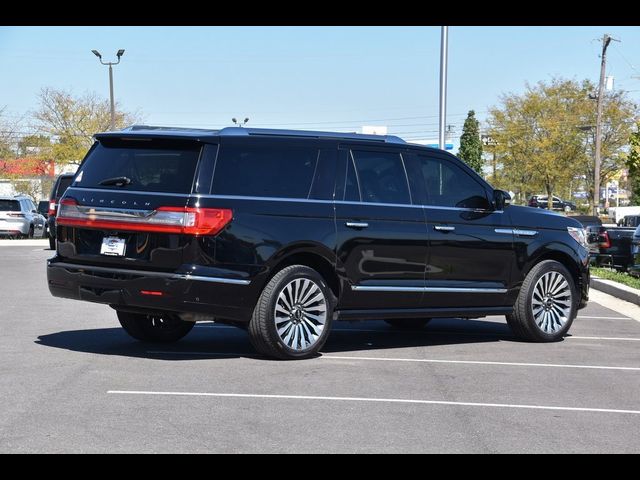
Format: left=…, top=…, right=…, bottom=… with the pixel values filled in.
left=48, top=201, right=57, bottom=217
left=599, top=231, right=611, bottom=249
left=56, top=198, right=232, bottom=236
left=7, top=213, right=25, bottom=218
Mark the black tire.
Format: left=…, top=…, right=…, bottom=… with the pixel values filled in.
left=384, top=318, right=432, bottom=330
left=49, top=236, right=56, bottom=250
left=506, top=260, right=577, bottom=342
left=27, top=225, right=34, bottom=239
left=117, top=311, right=195, bottom=343
left=248, top=265, right=334, bottom=360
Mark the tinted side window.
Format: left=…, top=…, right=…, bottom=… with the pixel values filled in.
left=344, top=153, right=361, bottom=202
left=351, top=150, right=410, bottom=205
left=212, top=142, right=319, bottom=199
left=56, top=176, right=74, bottom=198
left=418, top=156, right=490, bottom=209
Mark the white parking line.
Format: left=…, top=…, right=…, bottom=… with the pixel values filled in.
left=147, top=350, right=640, bottom=371
left=193, top=324, right=640, bottom=341
left=578, top=316, right=632, bottom=320
left=106, top=390, right=640, bottom=416
left=322, top=356, right=640, bottom=371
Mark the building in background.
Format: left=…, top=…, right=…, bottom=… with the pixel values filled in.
left=0, top=158, right=76, bottom=200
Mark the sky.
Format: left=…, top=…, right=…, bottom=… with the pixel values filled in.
left=1, top=26, right=639, bottom=147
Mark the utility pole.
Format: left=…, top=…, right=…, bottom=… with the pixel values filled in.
left=593, top=34, right=618, bottom=215
left=92, top=49, right=125, bottom=130
left=438, top=26, right=449, bottom=150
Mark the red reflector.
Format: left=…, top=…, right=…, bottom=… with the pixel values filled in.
left=140, top=290, right=164, bottom=296
left=48, top=200, right=57, bottom=217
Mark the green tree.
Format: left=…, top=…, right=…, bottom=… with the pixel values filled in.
left=34, top=88, right=140, bottom=166
left=576, top=83, right=637, bottom=206
left=487, top=79, right=588, bottom=209
left=627, top=122, right=640, bottom=204
left=458, top=110, right=483, bottom=174
left=17, top=134, right=51, bottom=157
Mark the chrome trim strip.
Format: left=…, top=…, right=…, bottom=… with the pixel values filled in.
left=175, top=274, right=250, bottom=285
left=48, top=262, right=250, bottom=285
left=351, top=285, right=508, bottom=293
left=69, top=189, right=504, bottom=214
left=495, top=228, right=538, bottom=237
left=513, top=229, right=538, bottom=237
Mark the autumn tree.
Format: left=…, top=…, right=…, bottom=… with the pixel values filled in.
left=627, top=122, right=640, bottom=205
left=458, top=110, right=483, bottom=174
left=487, top=79, right=587, bottom=208
left=34, top=88, right=139, bottom=166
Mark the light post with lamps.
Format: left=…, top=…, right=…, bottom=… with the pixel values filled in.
left=91, top=49, right=125, bottom=130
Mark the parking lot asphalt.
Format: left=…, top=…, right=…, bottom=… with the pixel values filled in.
left=1, top=245, right=639, bottom=453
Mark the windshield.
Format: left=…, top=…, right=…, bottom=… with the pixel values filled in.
left=73, top=140, right=202, bottom=194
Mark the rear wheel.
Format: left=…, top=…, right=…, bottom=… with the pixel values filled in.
left=27, top=225, right=34, bottom=239
left=117, top=311, right=195, bottom=343
left=384, top=318, right=431, bottom=329
left=248, top=265, right=334, bottom=360
left=507, top=260, right=577, bottom=342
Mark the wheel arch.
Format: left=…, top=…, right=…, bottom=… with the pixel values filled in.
left=524, top=245, right=582, bottom=291
left=262, top=243, right=342, bottom=301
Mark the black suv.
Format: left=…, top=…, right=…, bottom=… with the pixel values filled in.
left=47, top=126, right=590, bottom=359
left=47, top=174, right=76, bottom=250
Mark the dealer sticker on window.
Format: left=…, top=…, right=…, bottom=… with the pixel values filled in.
left=100, top=237, right=126, bottom=257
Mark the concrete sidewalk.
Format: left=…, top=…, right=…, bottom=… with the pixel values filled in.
left=0, top=239, right=49, bottom=247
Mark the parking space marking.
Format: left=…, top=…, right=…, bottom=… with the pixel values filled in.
left=106, top=390, right=640, bottom=416
left=193, top=324, right=640, bottom=341
left=578, top=315, right=632, bottom=320
left=147, top=350, right=640, bottom=371
left=322, top=356, right=640, bottom=371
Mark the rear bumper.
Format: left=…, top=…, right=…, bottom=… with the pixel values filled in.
left=47, top=258, right=255, bottom=322
left=0, top=219, right=29, bottom=235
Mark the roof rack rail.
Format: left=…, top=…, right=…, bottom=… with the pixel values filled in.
left=216, top=127, right=406, bottom=144
left=120, top=125, right=406, bottom=144
left=123, top=125, right=219, bottom=133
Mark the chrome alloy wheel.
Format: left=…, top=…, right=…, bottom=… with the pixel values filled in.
left=531, top=271, right=573, bottom=334
left=274, top=278, right=327, bottom=351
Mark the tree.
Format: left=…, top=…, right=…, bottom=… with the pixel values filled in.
left=627, top=122, right=640, bottom=205
left=34, top=88, right=139, bottom=166
left=576, top=85, right=637, bottom=206
left=458, top=110, right=483, bottom=174
left=487, top=79, right=588, bottom=209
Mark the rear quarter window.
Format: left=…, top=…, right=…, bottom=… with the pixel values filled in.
left=73, top=140, right=202, bottom=194
left=211, top=140, right=320, bottom=199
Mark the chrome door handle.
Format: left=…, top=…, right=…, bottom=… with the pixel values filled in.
left=434, top=225, right=455, bottom=232
left=345, top=222, right=369, bottom=229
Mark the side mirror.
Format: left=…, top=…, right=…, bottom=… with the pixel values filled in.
left=493, top=190, right=511, bottom=210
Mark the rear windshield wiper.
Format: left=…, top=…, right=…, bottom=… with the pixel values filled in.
left=99, top=176, right=132, bottom=187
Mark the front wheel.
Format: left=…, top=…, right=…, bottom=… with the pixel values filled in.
left=248, top=265, right=334, bottom=360
left=507, top=260, right=577, bottom=342
left=117, top=311, right=195, bottom=343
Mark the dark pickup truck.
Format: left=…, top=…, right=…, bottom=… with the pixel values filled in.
left=577, top=215, right=636, bottom=271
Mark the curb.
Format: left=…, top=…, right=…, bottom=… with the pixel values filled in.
left=590, top=277, right=640, bottom=306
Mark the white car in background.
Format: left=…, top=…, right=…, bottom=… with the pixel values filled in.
left=0, top=195, right=47, bottom=239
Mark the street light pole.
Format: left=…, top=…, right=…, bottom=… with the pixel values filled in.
left=438, top=26, right=449, bottom=150
left=92, top=49, right=125, bottom=131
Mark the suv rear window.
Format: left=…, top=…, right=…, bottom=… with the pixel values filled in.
left=73, top=140, right=202, bottom=194
left=0, top=200, right=21, bottom=212
left=211, top=142, right=319, bottom=199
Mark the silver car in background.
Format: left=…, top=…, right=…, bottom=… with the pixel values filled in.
left=0, top=196, right=47, bottom=239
